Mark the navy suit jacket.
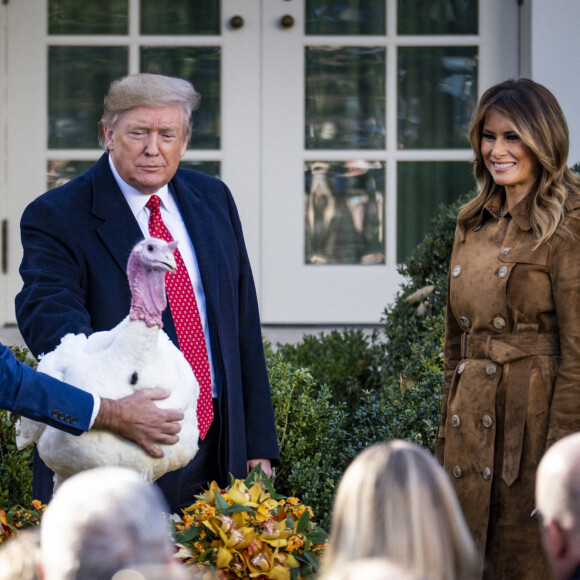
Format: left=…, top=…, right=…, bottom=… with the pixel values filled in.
left=16, top=153, right=280, bottom=482
left=0, top=343, right=92, bottom=433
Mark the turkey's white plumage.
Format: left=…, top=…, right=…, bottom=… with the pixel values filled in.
left=16, top=238, right=200, bottom=489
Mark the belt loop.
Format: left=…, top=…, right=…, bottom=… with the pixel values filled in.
left=461, top=332, right=468, bottom=358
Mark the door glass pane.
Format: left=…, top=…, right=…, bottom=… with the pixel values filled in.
left=305, top=160, right=385, bottom=265
left=48, top=47, right=128, bottom=149
left=306, top=0, right=386, bottom=35
left=305, top=47, right=386, bottom=150
left=179, top=161, right=220, bottom=179
left=398, top=0, right=478, bottom=35
left=47, top=160, right=96, bottom=190
left=397, top=161, right=474, bottom=262
left=48, top=0, right=128, bottom=35
left=398, top=47, right=477, bottom=150
left=140, top=0, right=220, bottom=35
left=141, top=47, right=220, bottom=150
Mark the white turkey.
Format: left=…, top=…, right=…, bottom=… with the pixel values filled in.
left=16, top=238, right=199, bottom=490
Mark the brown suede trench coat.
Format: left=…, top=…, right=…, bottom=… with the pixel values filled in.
left=437, top=191, right=580, bottom=580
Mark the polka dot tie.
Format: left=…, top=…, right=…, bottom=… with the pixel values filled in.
left=146, top=195, right=213, bottom=440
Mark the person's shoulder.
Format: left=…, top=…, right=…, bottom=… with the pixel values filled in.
left=31, top=165, right=96, bottom=208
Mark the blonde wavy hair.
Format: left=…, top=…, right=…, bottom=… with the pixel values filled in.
left=321, top=441, right=479, bottom=580
left=458, top=78, right=580, bottom=245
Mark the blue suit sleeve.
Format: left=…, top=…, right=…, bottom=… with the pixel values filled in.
left=0, top=344, right=92, bottom=434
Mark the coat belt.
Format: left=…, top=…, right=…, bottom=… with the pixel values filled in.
left=460, top=332, right=560, bottom=486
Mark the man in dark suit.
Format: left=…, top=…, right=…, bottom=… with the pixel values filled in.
left=0, top=342, right=184, bottom=454
left=16, top=73, right=280, bottom=512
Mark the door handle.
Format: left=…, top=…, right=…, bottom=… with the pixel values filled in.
left=280, top=15, right=295, bottom=29
left=229, top=15, right=244, bottom=29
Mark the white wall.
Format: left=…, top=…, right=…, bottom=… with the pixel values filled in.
left=529, top=0, right=580, bottom=166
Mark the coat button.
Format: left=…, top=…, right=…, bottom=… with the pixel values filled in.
left=453, top=466, right=462, bottom=478
left=485, top=362, right=497, bottom=375
left=452, top=414, right=461, bottom=427
left=502, top=247, right=511, bottom=255
left=498, top=266, right=508, bottom=278
left=482, top=466, right=491, bottom=480
left=482, top=414, right=493, bottom=428
left=452, top=265, right=462, bottom=277
left=493, top=316, right=506, bottom=330
left=457, top=362, right=465, bottom=374
left=460, top=316, right=471, bottom=328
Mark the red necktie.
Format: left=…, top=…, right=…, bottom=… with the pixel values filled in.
left=146, top=195, right=213, bottom=440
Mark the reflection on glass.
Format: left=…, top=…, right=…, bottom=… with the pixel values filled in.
left=306, top=47, right=386, bottom=150
left=305, top=160, right=385, bottom=265
left=47, top=160, right=97, bottom=190
left=179, top=161, right=220, bottom=179
left=398, top=0, right=478, bottom=35
left=141, top=47, right=220, bottom=150
left=397, top=161, right=474, bottom=262
left=306, top=0, right=385, bottom=35
left=49, top=47, right=128, bottom=149
left=48, top=0, right=128, bottom=35
left=398, top=47, right=477, bottom=149
left=141, top=0, right=220, bottom=35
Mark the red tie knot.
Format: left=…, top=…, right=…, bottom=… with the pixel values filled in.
left=146, top=195, right=162, bottom=212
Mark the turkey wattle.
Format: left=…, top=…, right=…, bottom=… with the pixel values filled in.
left=16, top=238, right=200, bottom=490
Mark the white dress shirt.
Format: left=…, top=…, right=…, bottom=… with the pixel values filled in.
left=108, top=157, right=216, bottom=395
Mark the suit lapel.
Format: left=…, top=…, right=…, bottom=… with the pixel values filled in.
left=91, top=154, right=145, bottom=275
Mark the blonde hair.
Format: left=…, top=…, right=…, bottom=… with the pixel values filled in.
left=98, top=73, right=200, bottom=148
left=322, top=441, right=479, bottom=580
left=458, top=78, right=580, bottom=245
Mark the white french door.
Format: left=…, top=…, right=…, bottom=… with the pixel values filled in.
left=1, top=0, right=518, bottom=326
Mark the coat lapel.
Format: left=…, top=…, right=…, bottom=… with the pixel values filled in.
left=90, top=154, right=145, bottom=275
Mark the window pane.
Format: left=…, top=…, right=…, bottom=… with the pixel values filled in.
left=47, top=160, right=96, bottom=190
left=141, top=47, right=220, bottom=150
left=306, top=0, right=386, bottom=35
left=140, top=0, right=220, bottom=35
left=48, top=47, right=128, bottom=149
left=398, top=47, right=477, bottom=149
left=305, top=161, right=385, bottom=265
left=305, top=47, right=386, bottom=150
left=398, top=0, right=478, bottom=35
left=179, top=161, right=220, bottom=179
left=397, top=161, right=474, bottom=263
left=48, top=0, right=128, bottom=35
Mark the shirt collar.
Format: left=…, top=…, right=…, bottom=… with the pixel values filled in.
left=108, top=155, right=173, bottom=215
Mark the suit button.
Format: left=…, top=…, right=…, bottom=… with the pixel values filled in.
left=64, top=415, right=71, bottom=423
left=482, top=414, right=493, bottom=428
left=502, top=247, right=511, bottom=255
left=485, top=363, right=497, bottom=375
left=482, top=466, right=491, bottom=480
left=493, top=316, right=506, bottom=330
left=451, top=414, right=461, bottom=427
left=457, top=362, right=465, bottom=374
left=498, top=266, right=508, bottom=278
left=460, top=316, right=471, bottom=328
left=453, top=466, right=462, bottom=478
left=71, top=417, right=77, bottom=425
left=452, top=265, right=462, bottom=277
left=52, top=410, right=59, bottom=418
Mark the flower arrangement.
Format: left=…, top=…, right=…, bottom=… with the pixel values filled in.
left=172, top=467, right=328, bottom=580
left=0, top=500, right=45, bottom=543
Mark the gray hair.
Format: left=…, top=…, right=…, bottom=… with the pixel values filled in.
left=98, top=73, right=200, bottom=148
left=40, top=467, right=174, bottom=580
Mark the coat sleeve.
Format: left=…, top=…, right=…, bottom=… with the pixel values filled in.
left=546, top=216, right=580, bottom=445
left=16, top=195, right=94, bottom=358
left=0, top=344, right=92, bottom=434
left=224, top=186, right=281, bottom=466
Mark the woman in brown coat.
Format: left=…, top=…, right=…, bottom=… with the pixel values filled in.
left=436, top=78, right=580, bottom=579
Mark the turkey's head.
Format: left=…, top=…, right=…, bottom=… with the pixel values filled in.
left=128, top=238, right=178, bottom=327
